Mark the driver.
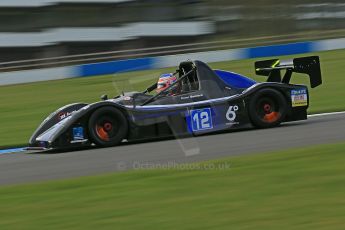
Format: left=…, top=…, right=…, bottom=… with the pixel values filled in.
left=156, top=73, right=178, bottom=94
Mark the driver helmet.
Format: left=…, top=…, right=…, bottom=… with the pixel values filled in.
left=156, top=73, right=177, bottom=93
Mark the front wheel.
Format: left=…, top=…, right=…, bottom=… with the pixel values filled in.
left=248, top=88, right=288, bottom=128
left=88, top=106, right=128, bottom=147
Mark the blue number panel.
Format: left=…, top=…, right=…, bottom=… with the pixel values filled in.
left=189, top=108, right=213, bottom=132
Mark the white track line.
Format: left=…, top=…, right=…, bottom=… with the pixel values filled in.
left=308, top=111, right=345, bottom=117
left=0, top=147, right=26, bottom=155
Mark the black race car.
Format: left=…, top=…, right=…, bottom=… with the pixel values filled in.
left=28, top=56, right=322, bottom=151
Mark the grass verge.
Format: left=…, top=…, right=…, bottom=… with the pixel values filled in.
left=0, top=142, right=345, bottom=229
left=1, top=49, right=345, bottom=147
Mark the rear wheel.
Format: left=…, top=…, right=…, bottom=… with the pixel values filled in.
left=248, top=88, right=287, bottom=128
left=88, top=106, right=128, bottom=147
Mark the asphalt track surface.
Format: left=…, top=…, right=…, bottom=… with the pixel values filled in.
left=0, top=112, right=344, bottom=186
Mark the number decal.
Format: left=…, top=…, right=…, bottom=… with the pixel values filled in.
left=192, top=113, right=200, bottom=130
left=226, top=105, right=239, bottom=122
left=190, top=108, right=213, bottom=131
left=200, top=111, right=211, bottom=128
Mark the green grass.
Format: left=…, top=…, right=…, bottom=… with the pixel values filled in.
left=1, top=49, right=345, bottom=147
left=0, top=142, right=345, bottom=229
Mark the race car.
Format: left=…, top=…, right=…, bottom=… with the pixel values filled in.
left=28, top=56, right=322, bottom=150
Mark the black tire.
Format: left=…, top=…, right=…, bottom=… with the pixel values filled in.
left=248, top=88, right=287, bottom=128
left=88, top=106, right=128, bottom=147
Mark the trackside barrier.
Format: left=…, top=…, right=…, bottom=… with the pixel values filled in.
left=0, top=37, right=345, bottom=86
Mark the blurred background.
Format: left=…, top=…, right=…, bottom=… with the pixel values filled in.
left=0, top=0, right=344, bottom=63
left=1, top=0, right=345, bottom=147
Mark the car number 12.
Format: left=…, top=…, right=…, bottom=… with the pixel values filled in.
left=190, top=108, right=213, bottom=131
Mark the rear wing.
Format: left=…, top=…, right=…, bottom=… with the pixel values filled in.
left=255, top=56, right=322, bottom=88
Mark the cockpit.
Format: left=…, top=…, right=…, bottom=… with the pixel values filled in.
left=114, top=60, right=256, bottom=106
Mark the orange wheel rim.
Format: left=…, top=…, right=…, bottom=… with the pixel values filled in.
left=263, top=112, right=280, bottom=122
left=96, top=125, right=110, bottom=141
left=257, top=99, right=281, bottom=123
